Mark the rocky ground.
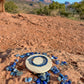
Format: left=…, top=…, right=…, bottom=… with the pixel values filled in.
left=0, top=12, right=84, bottom=84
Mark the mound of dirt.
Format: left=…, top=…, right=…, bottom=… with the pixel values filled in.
left=0, top=12, right=84, bottom=84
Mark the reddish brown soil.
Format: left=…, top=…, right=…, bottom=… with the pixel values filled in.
left=0, top=12, right=84, bottom=84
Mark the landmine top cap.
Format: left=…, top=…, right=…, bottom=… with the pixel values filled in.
left=25, top=54, right=52, bottom=73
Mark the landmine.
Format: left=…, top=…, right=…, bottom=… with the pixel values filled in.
left=25, top=54, right=52, bottom=73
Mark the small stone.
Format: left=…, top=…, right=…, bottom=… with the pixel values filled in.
left=61, top=61, right=68, bottom=66
left=61, top=81, right=65, bottom=84
left=34, top=52, right=38, bottom=54
left=25, top=53, right=30, bottom=56
left=47, top=55, right=50, bottom=57
left=15, top=59, right=19, bottom=62
left=27, top=77, right=32, bottom=82
left=30, top=52, right=34, bottom=55
left=63, top=75, right=68, bottom=81
left=10, top=72, right=14, bottom=76
left=36, top=78, right=41, bottom=83
left=6, top=66, right=10, bottom=71
left=13, top=72, right=16, bottom=76
left=54, top=57, right=58, bottom=59
left=53, top=66, right=58, bottom=69
left=51, top=66, right=60, bottom=74
left=55, top=60, right=60, bottom=65
left=53, top=70, right=59, bottom=74
left=50, top=67, right=53, bottom=71
left=10, top=72, right=16, bottom=76
left=38, top=52, right=40, bottom=54
left=15, top=54, right=20, bottom=57
left=60, top=63, right=64, bottom=66
left=63, top=61, right=68, bottom=65
left=67, top=80, right=72, bottom=84
left=20, top=55, right=25, bottom=58
left=62, top=77, right=67, bottom=81
left=57, top=76, right=62, bottom=81
left=43, top=81, right=47, bottom=84
left=33, top=78, right=37, bottom=81
left=65, top=82, right=69, bottom=84
left=11, top=62, right=16, bottom=68
left=40, top=75, right=46, bottom=81
left=59, top=73, right=64, bottom=78
left=46, top=76, right=50, bottom=82
left=51, top=57, right=54, bottom=59
left=45, top=72, right=51, bottom=76
left=16, top=71, right=23, bottom=76
left=52, top=56, right=58, bottom=59
left=42, top=53, right=47, bottom=56
left=13, top=68, right=18, bottom=72
left=25, top=78, right=28, bottom=82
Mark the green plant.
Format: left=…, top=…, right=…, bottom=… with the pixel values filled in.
left=5, top=1, right=18, bottom=13
left=60, top=11, right=72, bottom=17
left=80, top=11, right=84, bottom=19
left=50, top=10, right=59, bottom=16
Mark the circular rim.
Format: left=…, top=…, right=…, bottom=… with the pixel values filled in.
left=31, top=56, right=48, bottom=67
left=25, top=54, right=52, bottom=73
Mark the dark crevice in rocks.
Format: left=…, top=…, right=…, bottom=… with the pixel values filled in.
left=80, top=77, right=84, bottom=82
left=71, top=61, right=78, bottom=69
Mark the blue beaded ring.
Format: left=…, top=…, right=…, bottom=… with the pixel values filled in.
left=31, top=56, right=48, bottom=67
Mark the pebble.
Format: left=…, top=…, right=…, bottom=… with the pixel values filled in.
left=6, top=66, right=11, bottom=71
left=45, top=72, right=51, bottom=76
left=25, top=78, right=28, bottom=82
left=51, top=57, right=54, bottom=59
left=16, top=71, right=23, bottom=76
left=40, top=76, right=46, bottom=81
left=43, top=81, right=47, bottom=84
left=59, top=73, right=64, bottom=78
left=51, top=66, right=60, bottom=74
left=15, top=59, right=19, bottom=62
left=61, top=81, right=65, bottom=84
left=10, top=72, right=14, bottom=76
left=33, top=78, right=37, bottom=81
left=27, top=77, right=32, bottom=82
left=11, top=62, right=16, bottom=68
left=15, top=54, right=20, bottom=57
left=61, top=61, right=67, bottom=66
left=34, top=52, right=38, bottom=54
left=30, top=52, right=34, bottom=55
left=55, top=60, right=60, bottom=65
left=58, top=76, right=62, bottom=81
left=13, top=68, right=18, bottom=72
left=20, top=55, right=25, bottom=58
left=67, top=80, right=72, bottom=84
left=62, top=75, right=68, bottom=81
left=25, top=53, right=30, bottom=56
left=46, top=76, right=50, bottom=82
left=36, top=78, right=41, bottom=83
left=42, top=53, right=47, bottom=56
left=52, top=56, right=58, bottom=59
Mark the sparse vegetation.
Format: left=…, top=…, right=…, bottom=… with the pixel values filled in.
left=5, top=0, right=84, bottom=20
left=5, top=1, right=18, bottom=13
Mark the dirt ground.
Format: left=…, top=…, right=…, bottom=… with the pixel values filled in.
left=0, top=12, right=84, bottom=84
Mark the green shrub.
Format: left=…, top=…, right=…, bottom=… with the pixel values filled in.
left=60, top=11, right=72, bottom=17
left=43, top=6, right=50, bottom=15
left=5, top=1, right=18, bottom=13
left=50, top=10, right=59, bottom=16
left=37, top=8, right=44, bottom=15
left=80, top=12, right=84, bottom=19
